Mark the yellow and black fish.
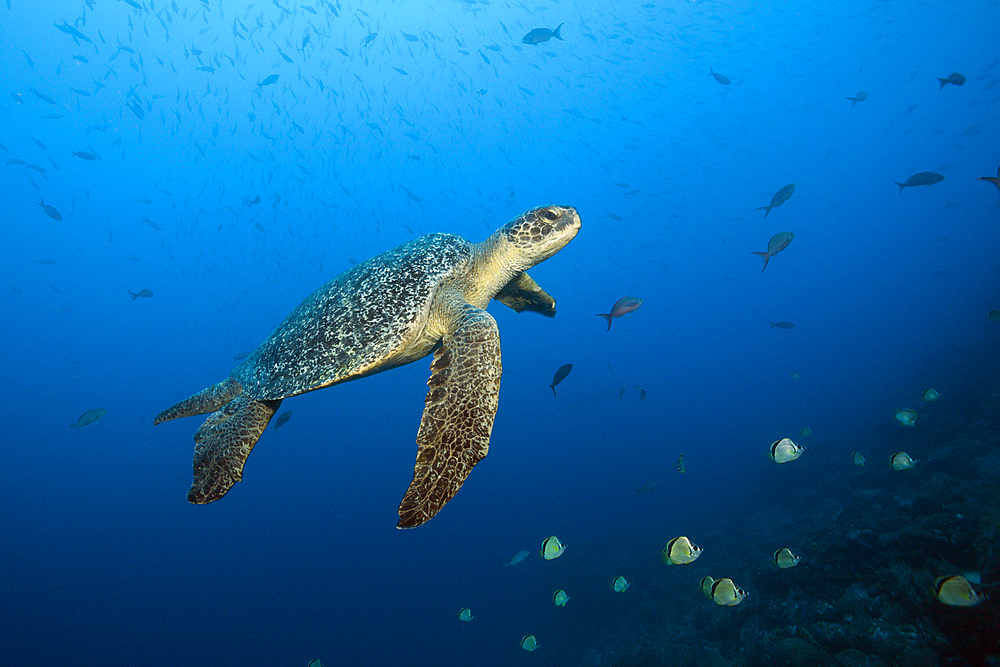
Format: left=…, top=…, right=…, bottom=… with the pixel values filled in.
left=769, top=438, right=805, bottom=463
left=540, top=535, right=567, bottom=560
left=773, top=548, right=802, bottom=569
left=662, top=536, right=702, bottom=565
left=711, top=578, right=748, bottom=606
left=890, top=452, right=916, bottom=470
left=935, top=575, right=985, bottom=606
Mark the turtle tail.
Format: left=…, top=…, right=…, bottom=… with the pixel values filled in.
left=154, top=378, right=243, bottom=424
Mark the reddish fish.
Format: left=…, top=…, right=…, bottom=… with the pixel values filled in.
left=752, top=232, right=794, bottom=271
left=597, top=296, right=643, bottom=330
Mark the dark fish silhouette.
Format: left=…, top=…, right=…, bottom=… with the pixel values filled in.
left=895, top=172, right=944, bottom=194
left=258, top=74, right=279, bottom=87
left=708, top=67, right=730, bottom=85
left=769, top=321, right=795, bottom=329
left=274, top=410, right=293, bottom=429
left=752, top=232, right=794, bottom=271
left=37, top=197, right=62, bottom=220
left=846, top=91, right=867, bottom=107
left=757, top=184, right=795, bottom=218
left=129, top=288, right=153, bottom=301
left=522, top=23, right=564, bottom=44
left=71, top=408, right=107, bottom=429
left=977, top=165, right=1000, bottom=193
left=936, top=72, right=965, bottom=89
left=549, top=363, right=573, bottom=397
left=597, top=297, right=643, bottom=330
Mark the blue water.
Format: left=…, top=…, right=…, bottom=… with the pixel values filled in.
left=2, top=0, right=998, bottom=665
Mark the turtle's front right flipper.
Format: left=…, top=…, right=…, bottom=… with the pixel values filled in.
left=188, top=394, right=282, bottom=503
left=397, top=304, right=501, bottom=528
left=154, top=378, right=243, bottom=424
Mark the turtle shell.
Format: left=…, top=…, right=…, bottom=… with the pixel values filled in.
left=232, top=233, right=470, bottom=400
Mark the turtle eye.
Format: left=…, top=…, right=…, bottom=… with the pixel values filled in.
left=542, top=208, right=559, bottom=221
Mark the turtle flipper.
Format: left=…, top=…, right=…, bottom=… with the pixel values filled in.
left=154, top=378, right=243, bottom=424
left=188, top=393, right=282, bottom=504
left=493, top=271, right=556, bottom=316
left=397, top=304, right=501, bottom=528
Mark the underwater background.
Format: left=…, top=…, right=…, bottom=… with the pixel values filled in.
left=2, top=0, right=999, bottom=665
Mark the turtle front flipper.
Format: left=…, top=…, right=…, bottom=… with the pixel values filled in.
left=397, top=304, right=501, bottom=528
left=188, top=393, right=282, bottom=504
left=154, top=378, right=243, bottom=424
left=493, top=271, right=556, bottom=316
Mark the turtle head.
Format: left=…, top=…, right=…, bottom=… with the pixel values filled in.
left=499, top=205, right=581, bottom=268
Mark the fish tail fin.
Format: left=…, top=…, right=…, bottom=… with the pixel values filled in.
left=597, top=313, right=612, bottom=331
left=936, top=77, right=947, bottom=89
left=553, top=23, right=564, bottom=40
left=768, top=321, right=776, bottom=327
left=128, top=291, right=139, bottom=301
left=550, top=383, right=557, bottom=397
left=847, top=97, right=856, bottom=107
left=895, top=182, right=906, bottom=194
left=751, top=252, right=770, bottom=271
left=756, top=205, right=771, bottom=218
left=708, top=67, right=714, bottom=76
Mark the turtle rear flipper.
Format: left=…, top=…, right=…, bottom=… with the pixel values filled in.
left=494, top=271, right=556, bottom=316
left=397, top=304, right=500, bottom=528
left=154, top=378, right=243, bottom=424
left=188, top=394, right=282, bottom=504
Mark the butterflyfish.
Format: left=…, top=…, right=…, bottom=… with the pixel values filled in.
left=540, top=536, right=567, bottom=560
left=662, top=536, right=702, bottom=565
left=774, top=548, right=802, bottom=569
left=769, top=438, right=805, bottom=463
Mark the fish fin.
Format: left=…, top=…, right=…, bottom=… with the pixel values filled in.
left=596, top=313, right=613, bottom=330
left=128, top=291, right=139, bottom=301
left=494, top=271, right=556, bottom=316
left=895, top=182, right=906, bottom=194
left=553, top=22, right=564, bottom=40
left=768, top=321, right=776, bottom=327
left=187, top=393, right=282, bottom=504
left=756, top=205, right=771, bottom=218
left=937, top=77, right=947, bottom=89
left=751, top=251, right=770, bottom=271
left=550, top=384, right=557, bottom=397
left=398, top=304, right=499, bottom=528
left=154, top=377, right=243, bottom=424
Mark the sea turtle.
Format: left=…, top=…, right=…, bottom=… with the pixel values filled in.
left=154, top=205, right=581, bottom=528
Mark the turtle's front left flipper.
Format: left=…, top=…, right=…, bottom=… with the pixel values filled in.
left=188, top=394, right=282, bottom=504
left=397, top=304, right=501, bottom=528
left=493, top=271, right=556, bottom=316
